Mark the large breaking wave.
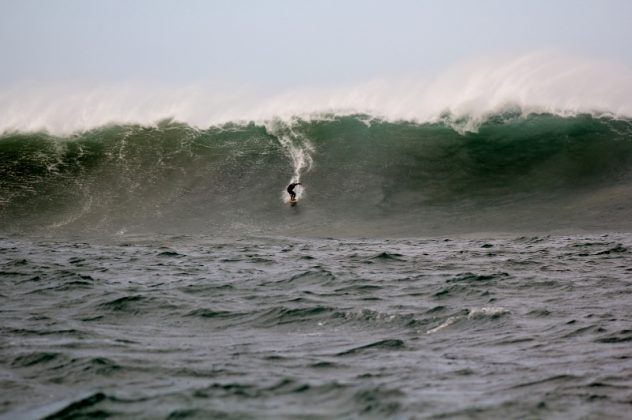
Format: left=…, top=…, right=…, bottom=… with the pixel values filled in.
left=1, top=52, right=632, bottom=236
left=2, top=113, right=632, bottom=236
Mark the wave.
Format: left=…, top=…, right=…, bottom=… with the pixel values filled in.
left=2, top=51, right=632, bottom=235
left=2, top=112, right=632, bottom=235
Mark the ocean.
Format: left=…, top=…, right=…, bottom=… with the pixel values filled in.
left=2, top=110, right=632, bottom=418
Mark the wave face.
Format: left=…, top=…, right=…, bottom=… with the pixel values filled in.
left=2, top=113, right=632, bottom=235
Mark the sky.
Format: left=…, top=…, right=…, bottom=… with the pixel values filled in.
left=1, top=0, right=632, bottom=90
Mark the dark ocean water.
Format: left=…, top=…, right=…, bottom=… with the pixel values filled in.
left=2, top=113, right=632, bottom=418
left=1, top=233, right=631, bottom=419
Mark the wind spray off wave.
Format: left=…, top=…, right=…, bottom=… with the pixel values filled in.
left=1, top=51, right=631, bottom=135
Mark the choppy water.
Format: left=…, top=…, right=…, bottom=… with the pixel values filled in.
left=2, top=233, right=631, bottom=419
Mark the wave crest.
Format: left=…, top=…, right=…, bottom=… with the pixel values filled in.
left=1, top=51, right=631, bottom=135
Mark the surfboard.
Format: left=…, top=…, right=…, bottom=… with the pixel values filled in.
left=289, top=199, right=298, bottom=206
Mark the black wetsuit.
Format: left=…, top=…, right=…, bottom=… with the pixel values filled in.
left=287, top=182, right=301, bottom=201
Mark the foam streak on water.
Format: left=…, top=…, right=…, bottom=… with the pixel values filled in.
left=265, top=119, right=314, bottom=201
left=1, top=233, right=631, bottom=418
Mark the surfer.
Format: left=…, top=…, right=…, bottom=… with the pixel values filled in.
left=287, top=182, right=302, bottom=202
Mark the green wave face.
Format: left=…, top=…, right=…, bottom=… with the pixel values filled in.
left=2, top=114, right=632, bottom=235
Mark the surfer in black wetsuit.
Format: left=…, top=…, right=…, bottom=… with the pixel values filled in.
left=287, top=182, right=302, bottom=201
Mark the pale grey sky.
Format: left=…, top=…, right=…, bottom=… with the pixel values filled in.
left=1, top=0, right=631, bottom=88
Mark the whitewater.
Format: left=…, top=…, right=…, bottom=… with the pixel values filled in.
left=1, top=52, right=632, bottom=419
left=2, top=51, right=632, bottom=134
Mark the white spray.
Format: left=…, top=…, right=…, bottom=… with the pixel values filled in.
left=265, top=119, right=314, bottom=202
left=2, top=51, right=631, bottom=136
